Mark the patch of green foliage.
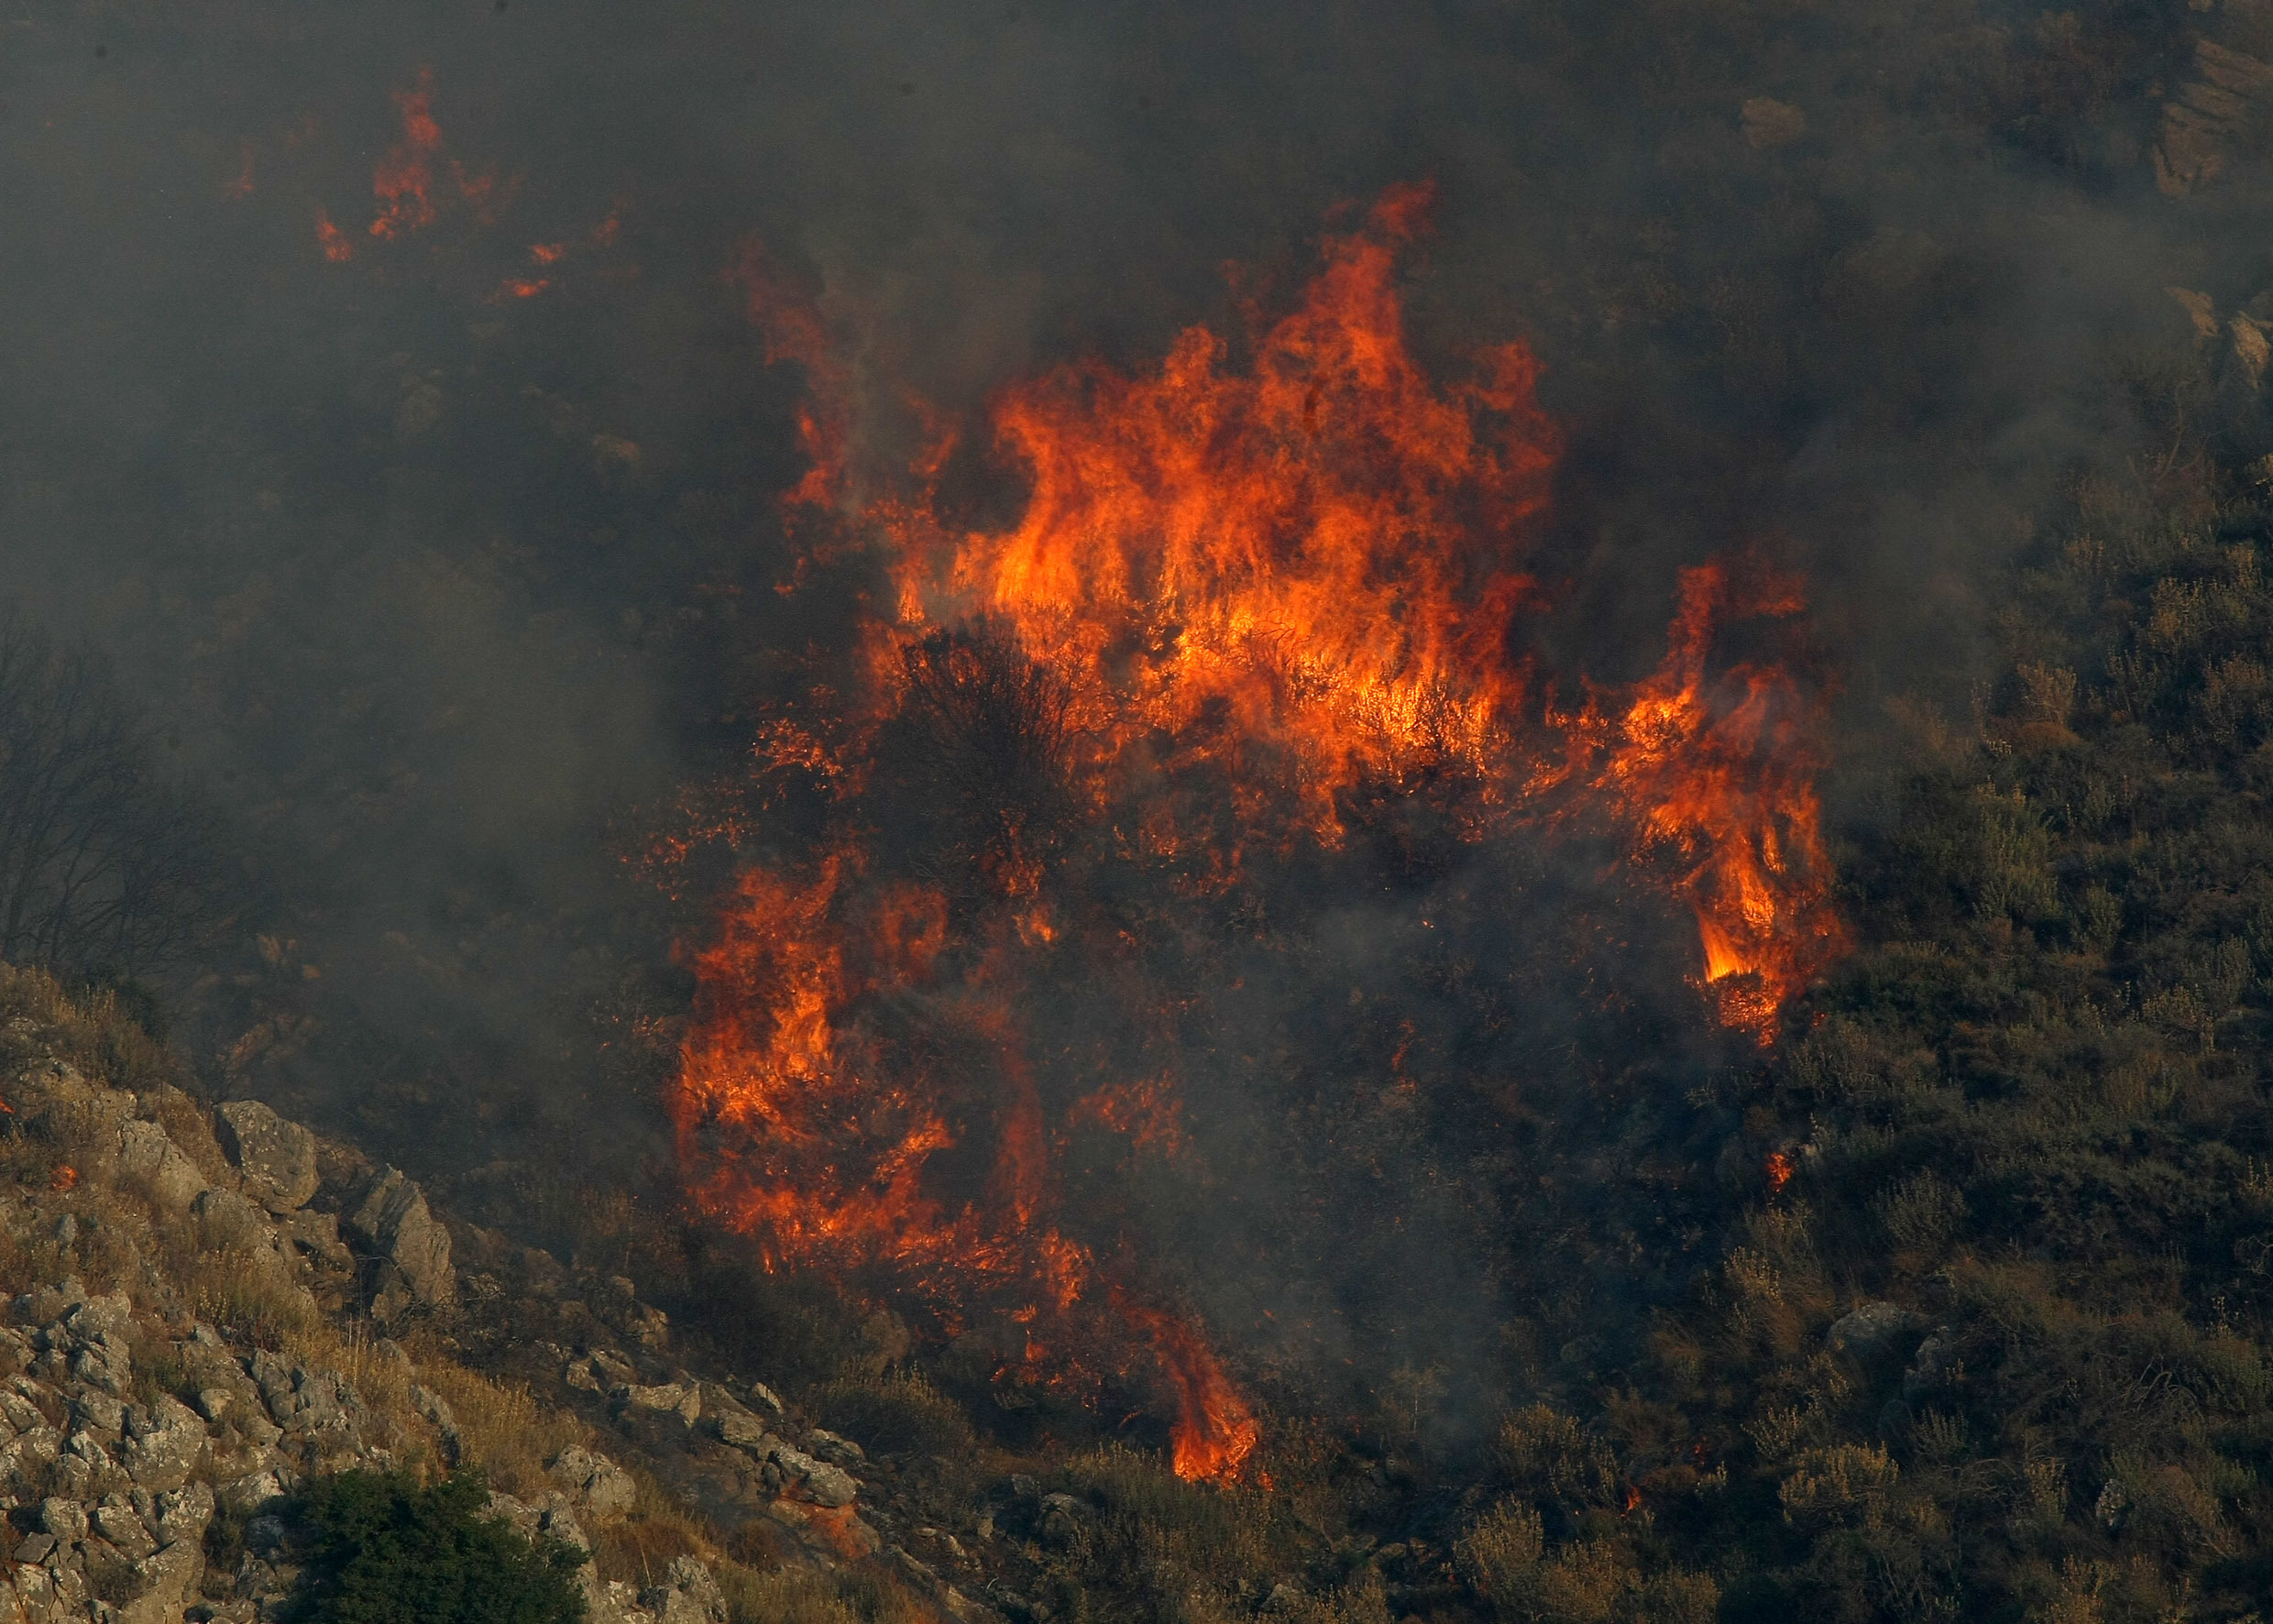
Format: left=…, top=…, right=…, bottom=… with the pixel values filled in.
left=284, top=1469, right=587, bottom=1624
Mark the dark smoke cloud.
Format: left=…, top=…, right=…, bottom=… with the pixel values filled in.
left=3, top=0, right=2266, bottom=1424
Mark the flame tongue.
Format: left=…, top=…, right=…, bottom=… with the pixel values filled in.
left=672, top=184, right=1846, bottom=1482
left=890, top=181, right=1556, bottom=832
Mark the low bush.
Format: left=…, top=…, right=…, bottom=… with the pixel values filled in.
left=283, top=1468, right=587, bottom=1624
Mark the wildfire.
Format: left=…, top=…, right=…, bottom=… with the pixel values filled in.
left=671, top=183, right=1844, bottom=1484
left=1554, top=554, right=1847, bottom=1040
left=49, top=1166, right=78, bottom=1193
left=318, top=68, right=504, bottom=261
left=368, top=69, right=444, bottom=240
left=315, top=211, right=354, bottom=264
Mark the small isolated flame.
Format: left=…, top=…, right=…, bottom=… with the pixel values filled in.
left=1558, top=554, right=1847, bottom=1040
left=1764, top=1150, right=1795, bottom=1195
left=314, top=211, right=354, bottom=264
left=672, top=183, right=1845, bottom=1482
left=49, top=1166, right=77, bottom=1193
left=317, top=68, right=504, bottom=260
left=1114, top=1291, right=1259, bottom=1482
left=369, top=68, right=443, bottom=240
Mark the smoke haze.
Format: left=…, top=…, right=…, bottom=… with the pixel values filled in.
left=5, top=0, right=2268, bottom=1441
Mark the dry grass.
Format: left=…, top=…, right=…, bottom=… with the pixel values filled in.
left=396, top=1334, right=591, bottom=1500
left=0, top=966, right=185, bottom=1099
left=713, top=1564, right=865, bottom=1624
left=808, top=1367, right=975, bottom=1458
left=587, top=1471, right=716, bottom=1587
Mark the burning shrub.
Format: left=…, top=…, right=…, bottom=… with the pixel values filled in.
left=667, top=186, right=1846, bottom=1485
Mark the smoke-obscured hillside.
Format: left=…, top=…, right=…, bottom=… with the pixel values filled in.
left=12, top=2, right=2273, bottom=1620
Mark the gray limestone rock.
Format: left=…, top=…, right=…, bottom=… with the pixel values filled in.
left=215, top=1099, right=321, bottom=1213
left=118, top=1537, right=204, bottom=1624
left=548, top=1445, right=637, bottom=1517
left=806, top=1429, right=866, bottom=1467
left=121, top=1397, right=206, bottom=1492
left=278, top=1209, right=353, bottom=1270
left=616, top=1382, right=698, bottom=1425
left=768, top=1443, right=859, bottom=1509
left=710, top=1410, right=770, bottom=1454
left=93, top=1498, right=156, bottom=1560
left=344, top=1168, right=455, bottom=1316
left=639, top=1556, right=727, bottom=1624
left=116, top=1119, right=208, bottom=1212
left=1827, top=1302, right=1927, bottom=1361
left=153, top=1482, right=214, bottom=1550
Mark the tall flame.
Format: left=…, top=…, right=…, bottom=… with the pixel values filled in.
left=671, top=184, right=1843, bottom=1482
left=888, top=181, right=1555, bottom=832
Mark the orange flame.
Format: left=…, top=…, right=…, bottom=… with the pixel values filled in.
left=1764, top=1150, right=1795, bottom=1195
left=673, top=184, right=1845, bottom=1483
left=1565, top=555, right=1846, bottom=1038
left=49, top=1166, right=77, bottom=1193
left=315, top=211, right=355, bottom=263
left=887, top=181, right=1555, bottom=832
left=369, top=68, right=443, bottom=240
left=732, top=240, right=852, bottom=510
left=1114, top=1292, right=1259, bottom=1482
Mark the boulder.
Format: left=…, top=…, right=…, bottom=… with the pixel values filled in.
left=215, top=1099, right=320, bottom=1213
left=710, top=1410, right=770, bottom=1453
left=807, top=1429, right=866, bottom=1467
left=116, top=1120, right=208, bottom=1212
left=279, top=1208, right=354, bottom=1270
left=1827, top=1301, right=1927, bottom=1361
left=548, top=1445, right=637, bottom=1518
left=345, top=1168, right=455, bottom=1317
left=118, top=1537, right=203, bottom=1624
left=1903, top=1326, right=1963, bottom=1399
left=121, top=1397, right=206, bottom=1492
left=639, top=1556, right=727, bottom=1624
left=219, top=1469, right=284, bottom=1513
left=768, top=1443, right=858, bottom=1509
left=617, top=1382, right=698, bottom=1426
left=93, top=1499, right=156, bottom=1559
left=152, top=1482, right=214, bottom=1550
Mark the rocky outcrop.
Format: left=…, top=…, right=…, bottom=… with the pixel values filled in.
left=0, top=1004, right=994, bottom=1624
left=2157, top=37, right=2273, bottom=195
left=115, top=1120, right=206, bottom=1213
left=344, top=1166, right=456, bottom=1321
left=214, top=1099, right=319, bottom=1213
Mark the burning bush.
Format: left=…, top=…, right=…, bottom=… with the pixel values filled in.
left=659, top=187, right=1845, bottom=1483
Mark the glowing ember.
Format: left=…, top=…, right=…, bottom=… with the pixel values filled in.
left=369, top=68, right=443, bottom=240
left=49, top=1166, right=77, bottom=1193
left=1764, top=1150, right=1795, bottom=1195
left=315, top=211, right=354, bottom=263
left=672, top=183, right=1844, bottom=1483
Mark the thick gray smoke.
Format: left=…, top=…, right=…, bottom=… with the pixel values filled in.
left=4, top=0, right=2268, bottom=1431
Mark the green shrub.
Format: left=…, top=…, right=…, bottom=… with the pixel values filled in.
left=284, top=1469, right=587, bottom=1624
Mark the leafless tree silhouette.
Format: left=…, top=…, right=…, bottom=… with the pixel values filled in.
left=0, top=607, right=232, bottom=980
